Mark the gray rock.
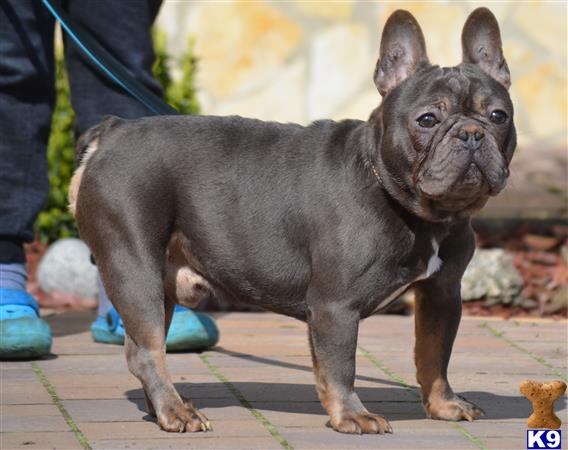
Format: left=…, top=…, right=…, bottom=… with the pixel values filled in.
left=517, top=297, right=539, bottom=310
left=461, top=248, right=524, bottom=303
left=544, top=286, right=568, bottom=314
left=37, top=238, right=99, bottom=299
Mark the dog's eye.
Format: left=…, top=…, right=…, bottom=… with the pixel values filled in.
left=417, top=113, right=439, bottom=128
left=490, top=110, right=508, bottom=124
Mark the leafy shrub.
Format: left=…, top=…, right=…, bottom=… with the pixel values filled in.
left=154, top=31, right=200, bottom=115
left=36, top=32, right=200, bottom=243
left=36, top=50, right=77, bottom=243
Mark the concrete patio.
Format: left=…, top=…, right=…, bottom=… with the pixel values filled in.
left=1, top=311, right=567, bottom=450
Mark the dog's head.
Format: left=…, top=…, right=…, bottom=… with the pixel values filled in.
left=371, top=8, right=516, bottom=222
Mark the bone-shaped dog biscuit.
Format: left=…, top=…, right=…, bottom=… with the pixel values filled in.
left=520, top=380, right=566, bottom=429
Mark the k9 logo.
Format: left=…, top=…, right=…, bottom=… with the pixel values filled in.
left=527, top=430, right=562, bottom=449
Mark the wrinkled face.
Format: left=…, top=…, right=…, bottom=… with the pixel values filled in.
left=373, top=7, right=516, bottom=221
left=380, top=63, right=516, bottom=218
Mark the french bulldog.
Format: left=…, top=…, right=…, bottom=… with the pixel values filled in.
left=70, top=7, right=515, bottom=434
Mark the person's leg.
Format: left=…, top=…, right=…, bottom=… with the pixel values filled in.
left=63, top=0, right=163, bottom=135
left=64, top=0, right=218, bottom=350
left=0, top=0, right=54, bottom=359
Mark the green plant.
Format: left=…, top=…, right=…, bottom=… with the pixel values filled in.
left=154, top=30, right=200, bottom=115
left=36, top=33, right=200, bottom=243
left=36, top=49, right=77, bottom=244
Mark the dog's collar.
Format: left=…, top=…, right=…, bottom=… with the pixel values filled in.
left=364, top=156, right=383, bottom=187
left=369, top=161, right=383, bottom=186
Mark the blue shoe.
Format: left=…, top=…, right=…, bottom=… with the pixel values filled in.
left=0, top=288, right=52, bottom=360
left=91, top=308, right=125, bottom=345
left=91, top=305, right=219, bottom=351
left=166, top=305, right=219, bottom=351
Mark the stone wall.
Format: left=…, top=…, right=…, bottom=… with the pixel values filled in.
left=157, top=1, right=567, bottom=218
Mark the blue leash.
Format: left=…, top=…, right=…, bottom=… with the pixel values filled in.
left=41, top=0, right=179, bottom=116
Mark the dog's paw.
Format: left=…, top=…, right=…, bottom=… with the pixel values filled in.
left=328, top=412, right=393, bottom=434
left=426, top=394, right=485, bottom=422
left=157, top=399, right=212, bottom=433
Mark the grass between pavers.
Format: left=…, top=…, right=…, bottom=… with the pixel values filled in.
left=198, top=354, right=293, bottom=450
left=479, top=323, right=568, bottom=382
left=357, top=345, right=489, bottom=450
left=31, top=362, right=92, bottom=450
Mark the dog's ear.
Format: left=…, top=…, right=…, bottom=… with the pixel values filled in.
left=462, top=7, right=510, bottom=89
left=374, top=10, right=430, bottom=96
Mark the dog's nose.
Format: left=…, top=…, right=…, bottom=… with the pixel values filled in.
left=457, top=123, right=484, bottom=149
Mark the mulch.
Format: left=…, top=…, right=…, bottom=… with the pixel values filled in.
left=467, top=223, right=567, bottom=319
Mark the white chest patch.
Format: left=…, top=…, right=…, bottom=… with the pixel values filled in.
left=373, top=237, right=443, bottom=313
left=424, top=238, right=443, bottom=278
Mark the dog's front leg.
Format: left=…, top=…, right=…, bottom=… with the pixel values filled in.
left=414, top=278, right=485, bottom=421
left=307, top=302, right=392, bottom=434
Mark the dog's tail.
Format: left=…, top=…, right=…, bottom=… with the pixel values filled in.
left=68, top=115, right=118, bottom=216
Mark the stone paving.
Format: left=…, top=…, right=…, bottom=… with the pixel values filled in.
left=1, top=311, right=567, bottom=450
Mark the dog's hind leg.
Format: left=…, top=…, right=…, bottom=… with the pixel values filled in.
left=72, top=121, right=210, bottom=432
left=97, top=251, right=210, bottom=433
left=141, top=296, right=174, bottom=418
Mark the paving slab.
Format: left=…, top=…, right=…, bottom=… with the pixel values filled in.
left=1, top=431, right=81, bottom=449
left=79, top=419, right=271, bottom=440
left=89, top=436, right=283, bottom=450
left=1, top=311, right=567, bottom=450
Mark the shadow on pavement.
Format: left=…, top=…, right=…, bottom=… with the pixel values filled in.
left=125, top=381, right=564, bottom=422
left=212, top=347, right=407, bottom=388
